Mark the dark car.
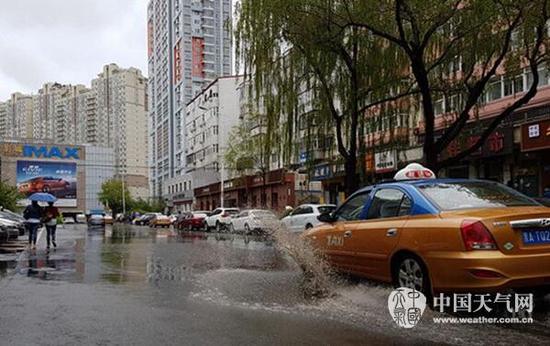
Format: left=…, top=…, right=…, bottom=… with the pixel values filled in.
left=176, top=211, right=209, bottom=231
left=0, top=227, right=8, bottom=243
left=135, top=213, right=159, bottom=226
left=0, top=219, right=21, bottom=240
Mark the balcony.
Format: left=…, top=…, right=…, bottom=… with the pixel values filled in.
left=365, top=127, right=410, bottom=147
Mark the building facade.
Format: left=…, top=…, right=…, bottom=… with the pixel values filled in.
left=0, top=64, right=150, bottom=200
left=90, top=64, right=149, bottom=199
left=0, top=93, right=34, bottom=139
left=147, top=0, right=233, bottom=199
left=0, top=140, right=114, bottom=215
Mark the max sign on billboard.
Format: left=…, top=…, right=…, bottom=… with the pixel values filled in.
left=22, top=145, right=80, bottom=160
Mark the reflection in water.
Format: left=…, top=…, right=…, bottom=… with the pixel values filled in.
left=4, top=225, right=292, bottom=289
left=26, top=252, right=61, bottom=280
left=0, top=259, right=16, bottom=278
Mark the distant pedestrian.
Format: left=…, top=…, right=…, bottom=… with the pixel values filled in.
left=44, top=202, right=60, bottom=250
left=23, top=201, right=43, bottom=250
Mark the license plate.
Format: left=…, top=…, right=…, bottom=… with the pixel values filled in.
left=522, top=229, right=550, bottom=245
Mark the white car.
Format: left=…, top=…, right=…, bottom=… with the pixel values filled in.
left=229, top=209, right=281, bottom=235
left=204, top=208, right=240, bottom=232
left=281, top=204, right=336, bottom=232
left=88, top=214, right=104, bottom=226
left=76, top=213, right=87, bottom=223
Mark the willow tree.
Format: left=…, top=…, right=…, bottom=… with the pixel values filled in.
left=225, top=109, right=277, bottom=207
left=341, top=0, right=550, bottom=171
left=235, top=0, right=412, bottom=196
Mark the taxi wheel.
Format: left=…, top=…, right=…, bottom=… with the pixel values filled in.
left=393, top=255, right=431, bottom=296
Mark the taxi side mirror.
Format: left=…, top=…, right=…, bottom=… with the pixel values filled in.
left=317, top=212, right=335, bottom=223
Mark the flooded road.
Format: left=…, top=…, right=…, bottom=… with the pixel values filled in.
left=1, top=224, right=550, bottom=345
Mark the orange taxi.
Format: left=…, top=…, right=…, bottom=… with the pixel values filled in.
left=306, top=164, right=550, bottom=297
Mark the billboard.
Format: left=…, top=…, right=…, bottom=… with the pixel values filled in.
left=16, top=161, right=77, bottom=207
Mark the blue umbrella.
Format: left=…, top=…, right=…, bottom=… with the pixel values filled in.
left=28, top=193, right=57, bottom=203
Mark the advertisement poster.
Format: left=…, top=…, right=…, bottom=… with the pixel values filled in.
left=16, top=160, right=77, bottom=207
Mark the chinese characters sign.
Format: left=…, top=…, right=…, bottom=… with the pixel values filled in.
left=522, top=120, right=550, bottom=152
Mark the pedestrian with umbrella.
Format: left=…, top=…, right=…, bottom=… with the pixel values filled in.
left=44, top=201, right=60, bottom=249
left=23, top=193, right=55, bottom=250
left=23, top=203, right=43, bottom=250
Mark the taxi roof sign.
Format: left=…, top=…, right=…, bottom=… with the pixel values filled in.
left=394, top=163, right=436, bottom=181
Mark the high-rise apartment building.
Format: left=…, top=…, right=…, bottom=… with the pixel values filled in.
left=0, top=64, right=150, bottom=199
left=91, top=64, right=149, bottom=198
left=147, top=0, right=233, bottom=198
left=0, top=93, right=34, bottom=139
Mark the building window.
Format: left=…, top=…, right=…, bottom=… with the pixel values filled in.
left=486, top=79, right=502, bottom=102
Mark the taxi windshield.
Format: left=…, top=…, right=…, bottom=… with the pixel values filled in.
left=417, top=181, right=539, bottom=210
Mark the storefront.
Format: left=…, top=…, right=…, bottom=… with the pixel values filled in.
left=194, top=169, right=296, bottom=213
left=518, top=119, right=550, bottom=196
left=440, top=125, right=514, bottom=183
left=312, top=163, right=346, bottom=205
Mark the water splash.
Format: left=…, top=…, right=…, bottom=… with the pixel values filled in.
left=272, top=226, right=339, bottom=298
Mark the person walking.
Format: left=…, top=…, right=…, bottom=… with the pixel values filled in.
left=23, top=201, right=43, bottom=250
left=44, top=201, right=60, bottom=250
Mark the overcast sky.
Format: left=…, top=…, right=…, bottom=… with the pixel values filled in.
left=0, top=0, right=148, bottom=100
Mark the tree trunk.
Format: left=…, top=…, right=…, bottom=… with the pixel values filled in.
left=424, top=145, right=439, bottom=173
left=344, top=156, right=359, bottom=198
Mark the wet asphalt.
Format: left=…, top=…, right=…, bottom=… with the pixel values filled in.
left=1, top=224, right=550, bottom=346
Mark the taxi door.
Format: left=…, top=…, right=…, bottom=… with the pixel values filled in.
left=343, top=188, right=411, bottom=281
left=321, top=191, right=372, bottom=271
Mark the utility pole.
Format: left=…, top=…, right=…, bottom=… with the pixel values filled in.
left=220, top=160, right=224, bottom=208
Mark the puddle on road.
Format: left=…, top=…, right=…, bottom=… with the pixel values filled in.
left=3, top=224, right=550, bottom=345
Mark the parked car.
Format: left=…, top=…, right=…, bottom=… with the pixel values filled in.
left=17, top=176, right=70, bottom=194
left=176, top=211, right=209, bottom=231
left=150, top=215, right=172, bottom=228
left=103, top=215, right=113, bottom=225
left=0, top=210, right=25, bottom=236
left=204, top=208, right=240, bottom=232
left=0, top=208, right=25, bottom=223
left=0, top=227, right=8, bottom=243
left=306, top=163, right=550, bottom=297
left=229, top=209, right=281, bottom=235
left=88, top=214, right=104, bottom=226
left=76, top=213, right=87, bottom=223
left=281, top=204, right=336, bottom=232
left=135, top=213, right=160, bottom=226
left=0, top=218, right=21, bottom=240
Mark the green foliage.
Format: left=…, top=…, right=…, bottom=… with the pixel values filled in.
left=98, top=179, right=133, bottom=216
left=349, top=0, right=550, bottom=169
left=236, top=0, right=550, bottom=179
left=225, top=112, right=273, bottom=176
left=235, top=0, right=416, bottom=194
left=0, top=180, right=22, bottom=211
left=131, top=198, right=165, bottom=214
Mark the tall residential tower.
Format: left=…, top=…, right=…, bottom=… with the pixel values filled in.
left=147, top=0, right=232, bottom=198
